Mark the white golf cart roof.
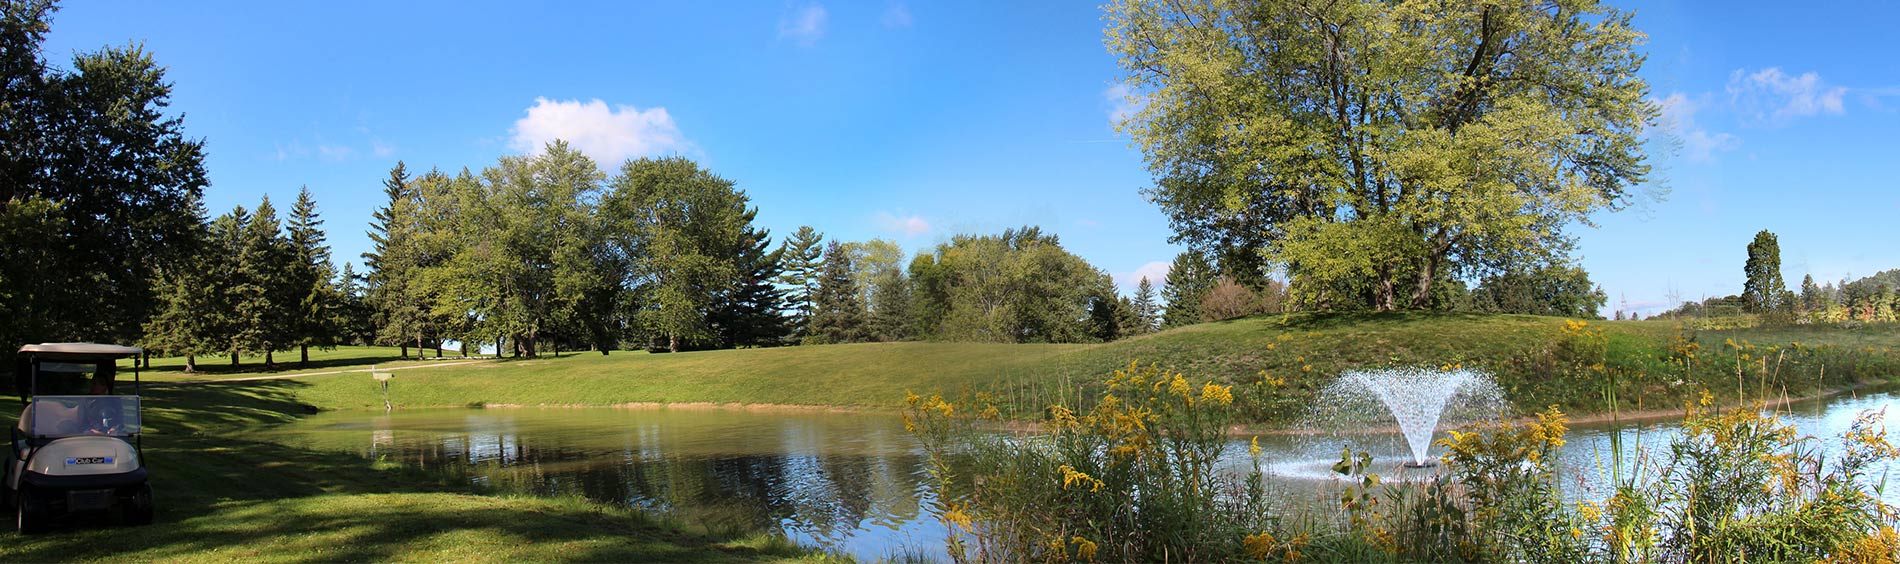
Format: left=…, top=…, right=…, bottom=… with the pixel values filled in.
left=17, top=343, right=142, bottom=361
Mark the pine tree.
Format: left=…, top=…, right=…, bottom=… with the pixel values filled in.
left=805, top=241, right=869, bottom=344
left=337, top=262, right=374, bottom=346
left=363, top=162, right=421, bottom=358
left=710, top=227, right=790, bottom=347
left=1799, top=275, right=1821, bottom=316
left=775, top=226, right=825, bottom=337
left=1160, top=251, right=1214, bottom=328
left=234, top=197, right=296, bottom=367
left=287, top=186, right=339, bottom=365
left=1742, top=230, right=1787, bottom=314
left=140, top=201, right=216, bottom=371
left=870, top=268, right=912, bottom=341
left=1132, top=277, right=1159, bottom=334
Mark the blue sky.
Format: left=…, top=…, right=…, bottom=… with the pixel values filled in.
left=41, top=1, right=1899, bottom=316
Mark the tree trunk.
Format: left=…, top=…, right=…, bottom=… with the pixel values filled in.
left=301, top=344, right=309, bottom=366
left=1410, top=253, right=1441, bottom=310
left=1374, top=264, right=1398, bottom=312
left=669, top=333, right=679, bottom=353
left=435, top=345, right=442, bottom=358
left=496, top=335, right=504, bottom=359
left=141, top=351, right=149, bottom=369
left=401, top=344, right=409, bottom=359
left=416, top=335, right=424, bottom=359
left=265, top=349, right=275, bottom=368
left=230, top=350, right=239, bottom=367
left=184, top=354, right=196, bottom=373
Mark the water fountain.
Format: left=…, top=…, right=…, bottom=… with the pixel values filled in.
left=1309, top=368, right=1506, bottom=468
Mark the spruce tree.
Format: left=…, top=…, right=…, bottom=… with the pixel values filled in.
left=1132, top=277, right=1159, bottom=334
left=363, top=162, right=420, bottom=357
left=775, top=226, right=825, bottom=336
left=236, top=197, right=297, bottom=367
left=710, top=227, right=790, bottom=347
left=287, top=186, right=339, bottom=365
left=1161, top=251, right=1214, bottom=328
left=805, top=241, right=869, bottom=344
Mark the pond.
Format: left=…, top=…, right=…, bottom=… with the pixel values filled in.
left=266, top=389, right=1900, bottom=561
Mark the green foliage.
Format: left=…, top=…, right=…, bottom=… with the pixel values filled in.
left=1109, top=0, right=1655, bottom=312
left=287, top=187, right=342, bottom=363
left=604, top=155, right=754, bottom=353
left=805, top=240, right=870, bottom=344
left=1744, top=230, right=1790, bottom=314
left=707, top=226, right=789, bottom=348
left=774, top=225, right=825, bottom=335
left=0, top=3, right=207, bottom=371
left=1130, top=277, right=1159, bottom=335
left=918, top=227, right=1115, bottom=343
left=1470, top=263, right=1607, bottom=319
left=1161, top=251, right=1214, bottom=328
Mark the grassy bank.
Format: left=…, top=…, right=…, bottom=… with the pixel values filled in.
left=121, top=313, right=1900, bottom=425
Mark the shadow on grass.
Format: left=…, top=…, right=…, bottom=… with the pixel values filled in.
left=132, top=353, right=422, bottom=377
left=0, top=380, right=800, bottom=563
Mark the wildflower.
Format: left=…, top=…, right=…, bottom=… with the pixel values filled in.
left=1167, top=373, right=1193, bottom=401
left=941, top=504, right=972, bottom=530
left=1200, top=382, right=1234, bottom=406
left=1243, top=532, right=1276, bottom=560
left=1071, top=536, right=1098, bottom=562
left=1249, top=436, right=1262, bottom=458
left=1302, top=364, right=1312, bottom=372
left=1578, top=500, right=1602, bottom=523
left=1058, top=465, right=1104, bottom=492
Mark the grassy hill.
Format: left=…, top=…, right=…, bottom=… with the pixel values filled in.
left=128, top=313, right=1900, bottom=425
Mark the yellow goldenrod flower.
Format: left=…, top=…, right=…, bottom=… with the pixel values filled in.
left=1242, top=532, right=1276, bottom=560
left=1200, top=382, right=1234, bottom=406
left=1071, top=536, right=1098, bottom=562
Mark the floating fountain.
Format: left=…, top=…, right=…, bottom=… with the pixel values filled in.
left=1309, top=368, right=1506, bottom=468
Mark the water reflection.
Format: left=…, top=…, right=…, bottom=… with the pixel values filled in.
left=271, top=390, right=1900, bottom=560
left=269, top=408, right=943, bottom=561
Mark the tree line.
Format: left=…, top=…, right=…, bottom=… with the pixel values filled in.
left=1657, top=229, right=1900, bottom=324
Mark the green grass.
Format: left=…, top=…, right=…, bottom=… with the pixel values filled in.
left=0, top=382, right=817, bottom=562
left=126, top=346, right=457, bottom=383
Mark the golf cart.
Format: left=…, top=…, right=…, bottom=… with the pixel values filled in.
left=7, top=343, right=153, bottom=533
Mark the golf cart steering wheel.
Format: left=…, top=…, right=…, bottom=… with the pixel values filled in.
left=84, top=400, right=121, bottom=435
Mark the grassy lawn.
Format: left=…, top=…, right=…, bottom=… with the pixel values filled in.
left=0, top=382, right=813, bottom=563
left=127, top=346, right=457, bottom=383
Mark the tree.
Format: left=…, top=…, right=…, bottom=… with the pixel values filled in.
left=1108, top=0, right=1655, bottom=311
left=844, top=239, right=909, bottom=341
left=708, top=225, right=790, bottom=348
left=233, top=197, right=297, bottom=367
left=806, top=241, right=870, bottom=344
left=363, top=162, right=422, bottom=358
left=1131, top=277, right=1159, bottom=334
left=139, top=201, right=215, bottom=371
left=1470, top=264, right=1607, bottom=319
left=918, top=227, right=1114, bottom=343
left=775, top=226, right=825, bottom=336
left=1, top=6, right=208, bottom=371
left=907, top=254, right=951, bottom=339
left=604, top=156, right=753, bottom=353
left=1800, top=274, right=1822, bottom=317
left=336, top=262, right=374, bottom=346
left=1160, top=251, right=1214, bottom=328
left=287, top=186, right=339, bottom=365
left=1743, top=230, right=1787, bottom=314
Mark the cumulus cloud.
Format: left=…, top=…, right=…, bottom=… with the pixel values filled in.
left=1726, top=67, right=1847, bottom=124
left=779, top=3, right=828, bottom=45
left=1115, top=261, right=1172, bottom=292
left=1656, top=92, right=1739, bottom=163
left=881, top=3, right=912, bottom=28
left=874, top=211, right=931, bottom=237
left=1103, top=83, right=1146, bottom=128
left=509, top=98, right=690, bottom=166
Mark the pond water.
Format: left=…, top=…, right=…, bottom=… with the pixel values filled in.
left=267, top=389, right=1900, bottom=561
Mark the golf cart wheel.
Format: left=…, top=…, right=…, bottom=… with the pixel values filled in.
left=120, top=483, right=153, bottom=526
left=16, top=487, right=47, bottom=534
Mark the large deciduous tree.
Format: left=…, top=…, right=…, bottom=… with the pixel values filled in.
left=604, top=156, right=753, bottom=353
left=1108, top=0, right=1655, bottom=311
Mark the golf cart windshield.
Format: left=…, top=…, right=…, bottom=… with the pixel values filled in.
left=21, top=396, right=142, bottom=438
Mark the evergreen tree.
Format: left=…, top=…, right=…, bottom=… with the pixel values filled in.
left=233, top=197, right=296, bottom=367
left=336, top=262, right=374, bottom=346
left=709, top=227, right=790, bottom=348
left=363, top=162, right=422, bottom=358
left=869, top=267, right=912, bottom=341
left=1800, top=274, right=1822, bottom=317
left=806, top=241, right=869, bottom=344
left=287, top=186, right=339, bottom=365
left=1743, top=230, right=1787, bottom=314
left=1160, top=251, right=1214, bottom=328
left=140, top=201, right=215, bottom=371
left=775, top=226, right=825, bottom=336
left=1087, top=290, right=1124, bottom=342
left=1132, top=277, right=1159, bottom=334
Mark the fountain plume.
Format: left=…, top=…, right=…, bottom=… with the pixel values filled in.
left=1310, top=368, right=1506, bottom=466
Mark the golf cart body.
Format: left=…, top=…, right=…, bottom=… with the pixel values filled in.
left=8, top=343, right=153, bottom=532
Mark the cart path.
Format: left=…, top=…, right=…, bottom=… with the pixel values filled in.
left=144, top=359, right=494, bottom=387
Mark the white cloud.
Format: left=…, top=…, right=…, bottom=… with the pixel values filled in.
left=874, top=211, right=931, bottom=237
left=779, top=3, right=828, bottom=45
left=1656, top=92, right=1739, bottom=163
left=1103, top=83, right=1146, bottom=128
left=1725, top=67, right=1846, bottom=124
left=1115, top=261, right=1171, bottom=292
left=881, top=3, right=912, bottom=28
left=371, top=139, right=396, bottom=158
left=508, top=97, right=690, bottom=166
left=317, top=144, right=355, bottom=161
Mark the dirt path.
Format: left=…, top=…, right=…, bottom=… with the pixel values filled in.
left=144, top=360, right=493, bottom=387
